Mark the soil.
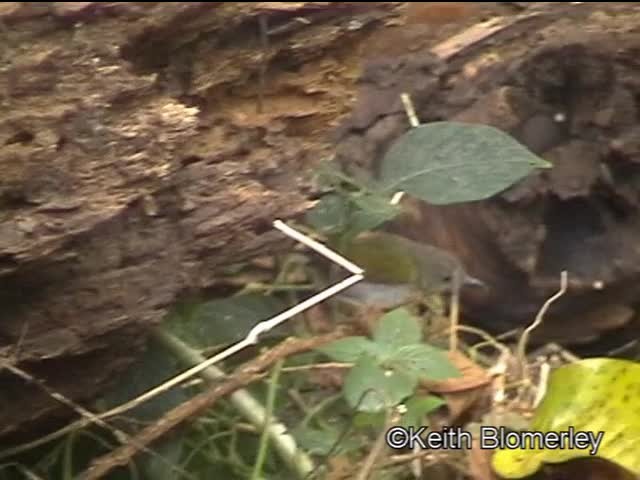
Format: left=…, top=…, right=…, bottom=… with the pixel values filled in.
left=1, top=1, right=640, bottom=444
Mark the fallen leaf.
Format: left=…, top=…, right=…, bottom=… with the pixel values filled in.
left=326, top=455, right=354, bottom=480
left=424, top=351, right=491, bottom=393
left=442, top=388, right=485, bottom=422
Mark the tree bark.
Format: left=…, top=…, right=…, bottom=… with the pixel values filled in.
left=0, top=1, right=402, bottom=441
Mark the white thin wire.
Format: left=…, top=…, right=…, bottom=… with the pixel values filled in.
left=273, top=220, right=364, bottom=274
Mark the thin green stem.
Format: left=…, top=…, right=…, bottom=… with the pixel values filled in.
left=250, top=359, right=284, bottom=480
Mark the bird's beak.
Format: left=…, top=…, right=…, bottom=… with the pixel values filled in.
left=461, top=274, right=487, bottom=289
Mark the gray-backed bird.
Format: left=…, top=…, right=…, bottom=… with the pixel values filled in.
left=337, top=230, right=484, bottom=309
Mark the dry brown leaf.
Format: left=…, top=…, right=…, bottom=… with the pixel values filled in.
left=424, top=350, right=491, bottom=393
left=304, top=304, right=335, bottom=334
left=326, top=455, right=354, bottom=480
left=468, top=444, right=499, bottom=480
left=442, top=388, right=485, bottom=422
left=307, top=365, right=347, bottom=390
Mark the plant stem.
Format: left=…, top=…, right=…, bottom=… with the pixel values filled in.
left=251, top=359, right=283, bottom=480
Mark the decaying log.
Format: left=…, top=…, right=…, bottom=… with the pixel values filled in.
left=335, top=3, right=640, bottom=345
left=0, top=2, right=406, bottom=441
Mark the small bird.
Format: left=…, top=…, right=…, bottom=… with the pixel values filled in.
left=337, top=231, right=485, bottom=309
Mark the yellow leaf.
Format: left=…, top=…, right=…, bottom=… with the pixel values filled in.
left=492, top=358, right=640, bottom=478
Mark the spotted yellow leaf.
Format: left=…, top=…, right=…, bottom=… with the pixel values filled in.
left=492, top=358, right=640, bottom=478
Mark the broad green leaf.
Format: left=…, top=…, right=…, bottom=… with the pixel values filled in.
left=317, top=336, right=378, bottom=363
left=373, top=308, right=422, bottom=349
left=401, top=395, right=446, bottom=428
left=347, top=192, right=401, bottom=237
left=353, top=411, right=387, bottom=430
left=344, top=357, right=417, bottom=413
left=293, top=425, right=360, bottom=455
left=305, top=193, right=349, bottom=235
left=492, top=358, right=640, bottom=478
left=97, top=339, right=187, bottom=424
left=306, top=190, right=399, bottom=241
left=387, top=344, right=460, bottom=381
left=167, top=294, right=286, bottom=347
left=140, top=438, right=184, bottom=480
left=378, top=122, right=551, bottom=205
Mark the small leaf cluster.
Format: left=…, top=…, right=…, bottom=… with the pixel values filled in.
left=318, top=308, right=458, bottom=416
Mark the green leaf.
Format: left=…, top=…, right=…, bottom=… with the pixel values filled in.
left=344, top=357, right=417, bottom=413
left=373, top=308, right=422, bottom=349
left=378, top=122, right=551, bottom=205
left=492, top=358, right=640, bottom=478
left=401, top=395, right=446, bottom=428
left=346, top=192, right=401, bottom=238
left=353, top=411, right=387, bottom=430
left=293, top=425, right=360, bottom=455
left=387, top=344, right=460, bottom=381
left=167, top=294, right=286, bottom=347
left=97, top=340, right=187, bottom=424
left=305, top=193, right=349, bottom=235
left=317, top=336, right=378, bottom=363
left=140, top=438, right=184, bottom=480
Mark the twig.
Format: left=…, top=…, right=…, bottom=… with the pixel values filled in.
left=516, top=271, right=568, bottom=384
left=533, top=361, right=550, bottom=408
left=382, top=449, right=441, bottom=467
left=355, top=410, right=397, bottom=480
left=0, top=363, right=195, bottom=480
left=400, top=93, right=420, bottom=127
left=282, top=362, right=351, bottom=373
left=448, top=269, right=462, bottom=352
left=1, top=364, right=122, bottom=440
left=80, top=333, right=343, bottom=480
left=456, top=324, right=511, bottom=359
left=489, top=350, right=509, bottom=405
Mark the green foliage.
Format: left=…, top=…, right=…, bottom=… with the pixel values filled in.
left=492, top=358, right=640, bottom=478
left=401, top=395, right=447, bottom=429
left=166, top=294, right=287, bottom=348
left=306, top=190, right=400, bottom=244
left=343, top=357, right=417, bottom=413
left=293, top=424, right=361, bottom=456
left=306, top=121, right=551, bottom=241
left=318, top=308, right=458, bottom=413
left=378, top=121, right=551, bottom=204
left=372, top=307, right=422, bottom=347
left=97, top=339, right=189, bottom=480
left=316, top=336, right=382, bottom=363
